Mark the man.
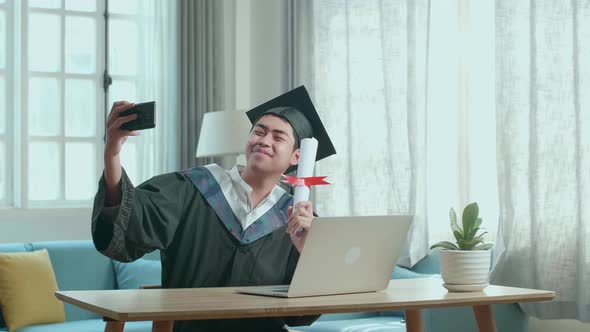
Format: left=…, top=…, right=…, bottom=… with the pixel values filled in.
left=91, top=86, right=336, bottom=331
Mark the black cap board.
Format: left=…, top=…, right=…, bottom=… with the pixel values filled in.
left=246, top=85, right=336, bottom=164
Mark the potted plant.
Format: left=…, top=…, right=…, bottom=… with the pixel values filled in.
left=430, top=202, right=493, bottom=292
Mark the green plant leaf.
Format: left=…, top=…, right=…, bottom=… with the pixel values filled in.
left=472, top=232, right=488, bottom=245
left=468, top=218, right=483, bottom=238
left=465, top=228, right=477, bottom=241
left=474, top=243, right=493, bottom=250
left=450, top=208, right=462, bottom=235
left=462, top=202, right=479, bottom=238
left=430, top=241, right=460, bottom=250
left=453, top=230, right=463, bottom=242
left=457, top=232, right=489, bottom=250
left=457, top=240, right=469, bottom=250
left=475, top=231, right=488, bottom=238
left=457, top=239, right=473, bottom=250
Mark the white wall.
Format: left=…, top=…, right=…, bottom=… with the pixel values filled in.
left=0, top=209, right=92, bottom=243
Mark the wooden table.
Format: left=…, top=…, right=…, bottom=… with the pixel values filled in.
left=55, top=278, right=555, bottom=332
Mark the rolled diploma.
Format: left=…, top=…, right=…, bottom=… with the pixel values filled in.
left=293, top=137, right=319, bottom=205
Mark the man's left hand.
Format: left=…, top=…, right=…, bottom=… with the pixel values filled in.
left=287, top=201, right=314, bottom=253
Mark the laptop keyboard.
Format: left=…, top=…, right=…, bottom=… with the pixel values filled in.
left=271, top=286, right=290, bottom=293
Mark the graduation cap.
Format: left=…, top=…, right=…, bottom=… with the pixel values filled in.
left=245, top=85, right=337, bottom=165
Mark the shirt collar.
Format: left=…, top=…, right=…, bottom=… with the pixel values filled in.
left=229, top=165, right=287, bottom=205
left=229, top=165, right=253, bottom=197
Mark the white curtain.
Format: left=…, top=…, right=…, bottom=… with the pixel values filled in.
left=304, top=0, right=429, bottom=267
left=117, top=0, right=178, bottom=184
left=292, top=0, right=589, bottom=320
left=296, top=0, right=499, bottom=267
left=490, top=0, right=590, bottom=321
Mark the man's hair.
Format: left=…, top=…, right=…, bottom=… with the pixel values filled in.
left=291, top=127, right=300, bottom=150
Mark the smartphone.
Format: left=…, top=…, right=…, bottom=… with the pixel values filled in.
left=119, top=101, right=156, bottom=131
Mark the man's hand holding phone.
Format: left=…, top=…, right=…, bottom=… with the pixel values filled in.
left=105, top=101, right=141, bottom=159
left=105, top=100, right=156, bottom=158
left=103, top=100, right=155, bottom=206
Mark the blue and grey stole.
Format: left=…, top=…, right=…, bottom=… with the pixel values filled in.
left=179, top=166, right=293, bottom=244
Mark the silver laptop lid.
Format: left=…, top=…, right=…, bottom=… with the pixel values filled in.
left=288, top=215, right=412, bottom=297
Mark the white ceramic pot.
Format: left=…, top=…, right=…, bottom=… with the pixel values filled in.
left=440, top=250, right=491, bottom=288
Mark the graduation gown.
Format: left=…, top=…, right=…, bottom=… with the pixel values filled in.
left=91, top=165, right=317, bottom=332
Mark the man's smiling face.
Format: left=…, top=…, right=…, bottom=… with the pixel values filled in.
left=245, top=114, right=300, bottom=174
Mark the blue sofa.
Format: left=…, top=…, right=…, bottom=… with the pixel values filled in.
left=0, top=241, right=158, bottom=332
left=0, top=241, right=527, bottom=332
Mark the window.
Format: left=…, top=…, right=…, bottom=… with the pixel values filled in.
left=0, top=0, right=104, bottom=208
left=22, top=0, right=103, bottom=207
left=0, top=0, right=177, bottom=209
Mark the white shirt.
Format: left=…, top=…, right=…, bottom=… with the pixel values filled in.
left=205, top=164, right=286, bottom=231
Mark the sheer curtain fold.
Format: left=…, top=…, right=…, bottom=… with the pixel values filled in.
left=178, top=0, right=232, bottom=170
left=292, top=0, right=431, bottom=267
left=491, top=0, right=590, bottom=321
left=121, top=0, right=178, bottom=184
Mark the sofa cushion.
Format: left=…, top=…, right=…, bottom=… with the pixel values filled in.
left=391, top=265, right=432, bottom=280
left=0, top=243, right=29, bottom=329
left=0, top=249, right=65, bottom=332
left=15, top=319, right=153, bottom=332
left=112, top=258, right=162, bottom=289
left=410, top=249, right=442, bottom=274
left=29, top=241, right=116, bottom=321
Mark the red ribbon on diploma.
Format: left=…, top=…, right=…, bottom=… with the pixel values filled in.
left=281, top=175, right=330, bottom=188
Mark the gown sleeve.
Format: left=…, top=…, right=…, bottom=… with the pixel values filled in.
left=91, top=167, right=195, bottom=262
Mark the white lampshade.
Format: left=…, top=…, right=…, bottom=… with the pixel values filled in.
left=195, top=110, right=252, bottom=158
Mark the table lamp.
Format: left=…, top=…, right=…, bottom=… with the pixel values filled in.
left=195, top=110, right=251, bottom=167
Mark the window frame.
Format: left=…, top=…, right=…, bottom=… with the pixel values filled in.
left=0, top=0, right=15, bottom=207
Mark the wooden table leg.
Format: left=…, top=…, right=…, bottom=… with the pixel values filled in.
left=473, top=304, right=497, bottom=332
left=104, top=321, right=125, bottom=332
left=405, top=309, right=423, bottom=332
left=152, top=320, right=174, bottom=332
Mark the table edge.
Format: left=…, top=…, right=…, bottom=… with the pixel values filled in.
left=56, top=289, right=555, bottom=322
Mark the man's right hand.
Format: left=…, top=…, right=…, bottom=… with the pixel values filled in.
left=105, top=101, right=140, bottom=158
left=104, top=101, right=140, bottom=206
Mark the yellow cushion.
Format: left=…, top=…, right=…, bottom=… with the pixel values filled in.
left=0, top=249, right=65, bottom=332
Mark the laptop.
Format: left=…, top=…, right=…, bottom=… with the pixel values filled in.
left=237, top=215, right=412, bottom=298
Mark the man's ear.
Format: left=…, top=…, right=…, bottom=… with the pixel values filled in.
left=290, top=148, right=301, bottom=166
